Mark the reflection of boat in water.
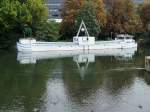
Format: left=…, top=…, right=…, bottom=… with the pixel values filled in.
left=17, top=48, right=137, bottom=79
left=17, top=48, right=137, bottom=64
left=17, top=21, right=137, bottom=52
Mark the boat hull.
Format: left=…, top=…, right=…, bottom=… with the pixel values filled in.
left=17, top=41, right=137, bottom=52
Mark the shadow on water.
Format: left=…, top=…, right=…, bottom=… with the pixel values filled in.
left=0, top=46, right=150, bottom=112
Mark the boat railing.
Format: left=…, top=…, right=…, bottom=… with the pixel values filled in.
left=95, top=40, right=122, bottom=44
left=31, top=42, right=77, bottom=46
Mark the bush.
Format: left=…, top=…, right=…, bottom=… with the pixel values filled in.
left=35, top=21, right=61, bottom=41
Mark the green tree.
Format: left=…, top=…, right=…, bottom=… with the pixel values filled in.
left=26, top=0, right=48, bottom=32
left=35, top=21, right=61, bottom=41
left=74, top=1, right=101, bottom=38
left=0, top=0, right=32, bottom=48
left=138, top=3, right=150, bottom=39
left=0, top=0, right=49, bottom=48
left=61, top=0, right=105, bottom=38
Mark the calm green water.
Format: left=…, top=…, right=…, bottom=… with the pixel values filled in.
left=0, top=47, right=150, bottom=112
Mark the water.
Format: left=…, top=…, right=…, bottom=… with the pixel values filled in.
left=0, top=47, right=150, bottom=112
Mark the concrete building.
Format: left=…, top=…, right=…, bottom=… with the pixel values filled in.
left=46, top=0, right=64, bottom=19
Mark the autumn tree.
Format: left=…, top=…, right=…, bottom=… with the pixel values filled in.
left=61, top=0, right=106, bottom=38
left=92, top=0, right=106, bottom=26
left=104, top=0, right=142, bottom=35
left=61, top=0, right=84, bottom=38
left=138, top=2, right=150, bottom=38
left=139, top=3, right=150, bottom=30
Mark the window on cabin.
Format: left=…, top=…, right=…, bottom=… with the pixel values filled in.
left=118, top=37, right=124, bottom=40
left=126, top=37, right=131, bottom=39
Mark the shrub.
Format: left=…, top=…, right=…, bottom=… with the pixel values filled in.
left=35, top=21, right=61, bottom=41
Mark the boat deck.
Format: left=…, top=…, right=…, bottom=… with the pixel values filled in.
left=34, top=40, right=121, bottom=46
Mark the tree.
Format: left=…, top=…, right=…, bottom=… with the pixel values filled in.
left=26, top=0, right=48, bottom=32
left=92, top=0, right=106, bottom=26
left=105, top=0, right=142, bottom=35
left=0, top=0, right=32, bottom=33
left=61, top=0, right=84, bottom=38
left=35, top=21, right=61, bottom=41
left=74, top=1, right=101, bottom=38
left=61, top=0, right=106, bottom=38
left=139, top=3, right=150, bottom=29
left=0, top=0, right=49, bottom=48
left=138, top=2, right=150, bottom=38
left=0, top=0, right=32, bottom=48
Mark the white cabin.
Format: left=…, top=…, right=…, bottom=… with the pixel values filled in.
left=115, top=34, right=135, bottom=43
left=73, top=36, right=95, bottom=45
left=73, top=20, right=95, bottom=45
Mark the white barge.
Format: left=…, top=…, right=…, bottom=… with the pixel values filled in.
left=17, top=21, right=137, bottom=52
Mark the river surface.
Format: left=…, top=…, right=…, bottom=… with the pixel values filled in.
left=0, top=46, right=150, bottom=112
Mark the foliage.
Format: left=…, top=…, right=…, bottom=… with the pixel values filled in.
left=26, top=0, right=48, bottom=30
left=138, top=3, right=150, bottom=29
left=104, top=0, right=142, bottom=35
left=0, top=0, right=32, bottom=33
left=0, top=0, right=32, bottom=48
left=61, top=0, right=84, bottom=38
left=61, top=0, right=105, bottom=38
left=92, top=0, right=106, bottom=26
left=74, top=1, right=101, bottom=38
left=35, top=21, right=61, bottom=41
left=0, top=0, right=49, bottom=48
left=138, top=2, right=150, bottom=42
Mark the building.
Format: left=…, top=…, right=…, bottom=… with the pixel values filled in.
left=46, top=0, right=64, bottom=19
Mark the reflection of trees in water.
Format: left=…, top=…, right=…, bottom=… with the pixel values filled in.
left=104, top=71, right=136, bottom=95
left=0, top=52, right=55, bottom=112
left=94, top=57, right=137, bottom=95
left=62, top=59, right=104, bottom=103
left=62, top=56, right=141, bottom=104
